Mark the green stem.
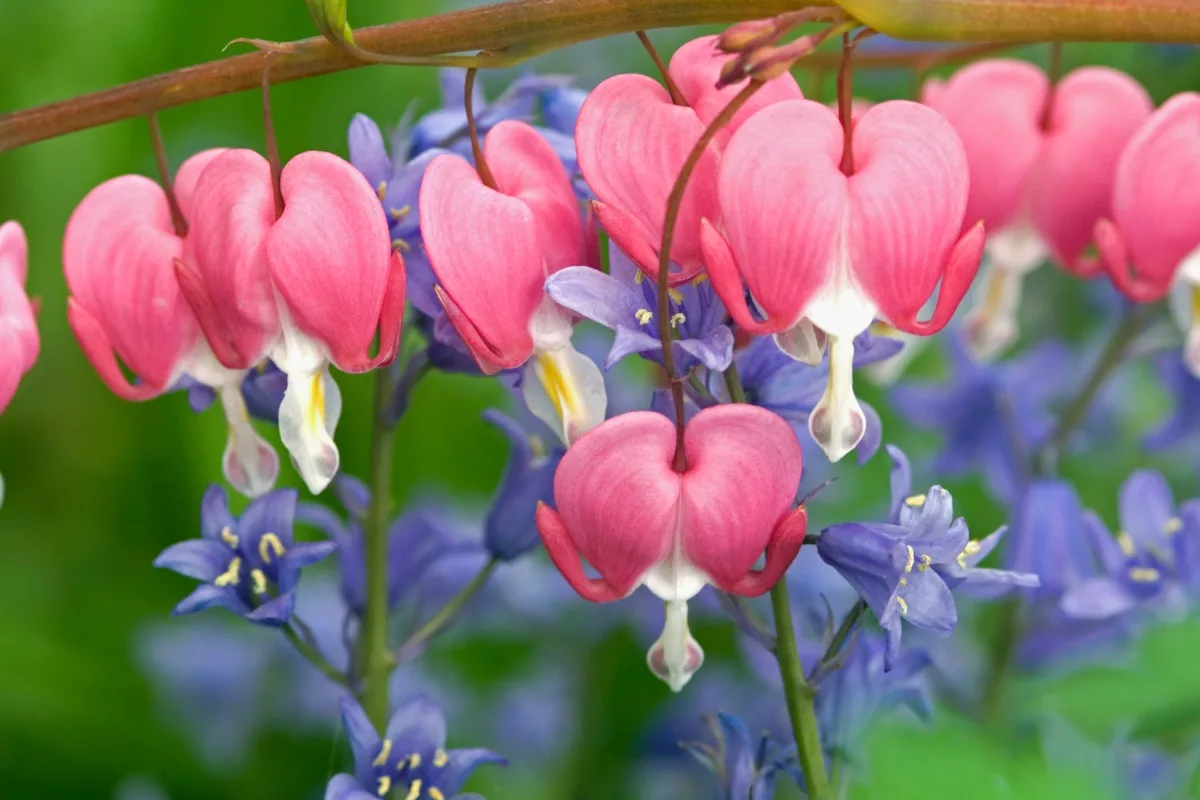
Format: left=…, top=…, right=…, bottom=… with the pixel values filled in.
left=284, top=624, right=349, bottom=687
left=361, top=369, right=399, bottom=731
left=722, top=362, right=747, bottom=404
left=770, top=579, right=831, bottom=799
left=397, top=558, right=499, bottom=662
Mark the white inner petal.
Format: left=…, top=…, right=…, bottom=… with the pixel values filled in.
left=985, top=221, right=1048, bottom=276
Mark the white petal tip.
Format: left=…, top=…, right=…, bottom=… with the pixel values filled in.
left=774, top=319, right=826, bottom=366
left=809, top=334, right=865, bottom=462
left=524, top=342, right=607, bottom=447
left=646, top=600, right=705, bottom=692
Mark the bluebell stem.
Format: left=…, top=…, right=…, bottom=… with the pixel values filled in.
left=153, top=485, right=335, bottom=626
left=682, top=712, right=800, bottom=800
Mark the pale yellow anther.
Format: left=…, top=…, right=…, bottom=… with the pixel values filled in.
left=428, top=788, right=446, bottom=800
left=408, top=753, right=422, bottom=769
left=373, top=739, right=393, bottom=767
left=377, top=775, right=392, bottom=796
left=220, top=526, right=239, bottom=548
left=403, top=779, right=422, bottom=800
left=393, top=238, right=412, bottom=252
left=898, top=577, right=908, bottom=587
left=214, top=557, right=241, bottom=587
left=529, top=435, right=547, bottom=460
left=692, top=274, right=709, bottom=286
left=669, top=312, right=686, bottom=328
left=251, top=569, right=268, bottom=595
left=1129, top=567, right=1161, bottom=583
left=259, top=532, right=286, bottom=564
left=904, top=545, right=915, bottom=573
left=1165, top=517, right=1184, bottom=535
left=256, top=360, right=270, bottom=374
left=869, top=320, right=897, bottom=337
left=667, top=287, right=684, bottom=304
left=905, top=494, right=927, bottom=508
left=634, top=269, right=646, bottom=284
left=377, top=182, right=387, bottom=202
left=634, top=308, right=653, bottom=325
left=390, top=204, right=412, bottom=220
left=896, top=596, right=908, bottom=615
left=433, top=749, right=449, bottom=768
left=956, top=540, right=982, bottom=569
left=917, top=554, right=932, bottom=572
left=1117, top=532, right=1136, bottom=557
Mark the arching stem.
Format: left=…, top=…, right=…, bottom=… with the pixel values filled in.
left=637, top=31, right=687, bottom=105
left=465, top=67, right=498, bottom=190
left=261, top=64, right=285, bottom=219
left=147, top=113, right=188, bottom=237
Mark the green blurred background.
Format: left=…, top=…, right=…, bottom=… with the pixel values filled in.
left=2, top=2, right=1200, bottom=798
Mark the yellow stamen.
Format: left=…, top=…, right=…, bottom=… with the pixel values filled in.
left=667, top=287, right=684, bottom=304
left=896, top=596, right=908, bottom=615
left=534, top=352, right=581, bottom=424
left=403, top=779, right=422, bottom=800
left=256, top=360, right=269, bottom=374
left=1129, top=567, right=1160, bottom=583
left=377, top=776, right=392, bottom=797
left=692, top=274, right=709, bottom=286
left=308, top=373, right=326, bottom=434
left=392, top=238, right=412, bottom=252
left=898, top=577, right=908, bottom=587
left=957, top=540, right=982, bottom=569
left=981, top=267, right=1007, bottom=318
left=529, top=434, right=547, bottom=460
left=1117, top=532, right=1136, bottom=557
left=634, top=269, right=646, bottom=284
left=669, top=312, right=686, bottom=328
left=869, top=320, right=898, bottom=337
left=259, top=532, right=286, bottom=564
left=634, top=308, right=653, bottom=325
left=428, top=789, right=446, bottom=800
left=376, top=182, right=387, bottom=202
left=905, top=494, right=927, bottom=508
left=214, top=557, right=241, bottom=587
left=220, top=526, right=239, bottom=548
left=373, top=739, right=393, bottom=767
left=390, top=204, right=411, bottom=220
left=433, top=749, right=449, bottom=768
left=1165, top=517, right=1183, bottom=535
left=904, top=545, right=915, bottom=573
left=250, top=569, right=268, bottom=595
left=917, top=554, right=932, bottom=571
left=1191, top=284, right=1200, bottom=321
left=408, top=753, right=422, bottom=769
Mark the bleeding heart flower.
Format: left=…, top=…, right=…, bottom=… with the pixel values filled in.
left=266, top=151, right=406, bottom=495
left=1093, top=93, right=1200, bottom=373
left=420, top=119, right=604, bottom=445
left=536, top=404, right=806, bottom=690
left=64, top=149, right=282, bottom=497
left=575, top=35, right=802, bottom=287
left=924, top=60, right=1151, bottom=359
left=0, top=221, right=38, bottom=414
left=701, top=99, right=983, bottom=462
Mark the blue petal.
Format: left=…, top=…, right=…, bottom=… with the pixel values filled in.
left=533, top=126, right=577, bottom=173
left=324, top=774, right=375, bottom=800
left=899, top=570, right=957, bottom=634
left=483, top=410, right=560, bottom=561
left=386, top=693, right=448, bottom=755
left=904, top=489, right=969, bottom=563
left=334, top=475, right=373, bottom=520
left=855, top=402, right=883, bottom=466
left=817, top=522, right=907, bottom=621
left=154, top=539, right=230, bottom=581
left=200, top=484, right=234, bottom=541
left=437, top=748, right=508, bottom=794
left=285, top=541, right=338, bottom=570
left=294, top=503, right=351, bottom=545
left=347, top=114, right=391, bottom=194
left=676, top=325, right=734, bottom=371
left=1118, top=470, right=1176, bottom=557
left=607, top=327, right=661, bottom=369
left=541, top=85, right=587, bottom=134
left=382, top=148, right=447, bottom=239
left=338, top=695, right=382, bottom=785
left=244, top=591, right=295, bottom=626
left=1060, top=577, right=1140, bottom=620
left=884, top=445, right=912, bottom=524
left=239, top=489, right=299, bottom=546
left=714, top=713, right=757, bottom=798
left=242, top=364, right=286, bottom=423
left=172, top=583, right=236, bottom=616
left=544, top=267, right=644, bottom=330
left=1003, top=480, right=1099, bottom=597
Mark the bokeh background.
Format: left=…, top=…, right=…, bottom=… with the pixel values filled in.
left=2, top=2, right=1200, bottom=798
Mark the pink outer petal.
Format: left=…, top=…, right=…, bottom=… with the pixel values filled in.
left=185, top=149, right=279, bottom=368
left=1029, top=67, right=1152, bottom=270
left=668, top=35, right=803, bottom=147
left=575, top=73, right=720, bottom=284
left=266, top=151, right=393, bottom=372
left=700, top=218, right=778, bottom=335
left=0, top=267, right=38, bottom=413
left=1094, top=218, right=1165, bottom=303
left=174, top=148, right=229, bottom=219
left=421, top=154, right=542, bottom=371
left=1103, top=92, right=1200, bottom=300
left=887, top=223, right=986, bottom=335
left=63, top=175, right=196, bottom=393
left=922, top=59, right=1047, bottom=234
left=174, top=259, right=243, bottom=369
left=724, top=506, right=807, bottom=596
left=536, top=505, right=626, bottom=602
left=66, top=298, right=159, bottom=401
left=710, top=100, right=844, bottom=331
left=544, top=411, right=682, bottom=600
left=0, top=220, right=29, bottom=285
left=849, top=101, right=975, bottom=328
left=679, top=404, right=803, bottom=594
left=486, top=120, right=585, bottom=275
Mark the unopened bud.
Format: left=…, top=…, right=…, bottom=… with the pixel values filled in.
left=718, top=19, right=778, bottom=54
left=741, top=36, right=817, bottom=82
left=717, top=57, right=750, bottom=89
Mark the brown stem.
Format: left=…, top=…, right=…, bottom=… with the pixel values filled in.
left=837, top=33, right=856, bottom=175
left=657, top=80, right=764, bottom=471
left=1039, top=41, right=1064, bottom=130
left=261, top=64, right=285, bottom=219
left=147, top=113, right=188, bottom=237
left=464, top=67, right=498, bottom=190
left=637, top=31, right=687, bottom=105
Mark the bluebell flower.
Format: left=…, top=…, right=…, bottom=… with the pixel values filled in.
left=682, top=713, right=799, bottom=800
left=154, top=486, right=335, bottom=626
left=891, top=335, right=1071, bottom=503
left=326, top=694, right=505, bottom=800
left=1145, top=353, right=1200, bottom=453
left=1059, top=470, right=1200, bottom=622
left=545, top=245, right=734, bottom=372
left=482, top=409, right=562, bottom=561
left=732, top=331, right=902, bottom=466
left=817, top=445, right=1038, bottom=667
left=296, top=475, right=477, bottom=617
left=175, top=361, right=287, bottom=423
